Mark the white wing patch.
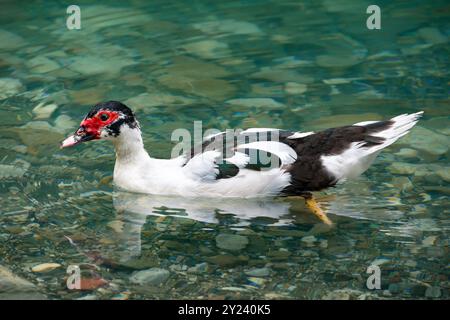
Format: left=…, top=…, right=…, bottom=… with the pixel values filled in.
left=236, top=141, right=297, bottom=165
left=224, top=152, right=250, bottom=168
left=287, top=131, right=314, bottom=139
left=183, top=150, right=221, bottom=181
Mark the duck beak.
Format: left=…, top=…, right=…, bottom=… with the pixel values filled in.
left=60, top=126, right=96, bottom=148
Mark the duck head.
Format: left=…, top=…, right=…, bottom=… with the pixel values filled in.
left=61, top=101, right=139, bottom=148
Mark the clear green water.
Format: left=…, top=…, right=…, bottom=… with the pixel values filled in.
left=0, top=0, right=449, bottom=299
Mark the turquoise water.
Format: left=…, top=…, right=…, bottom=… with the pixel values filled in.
left=0, top=0, right=449, bottom=299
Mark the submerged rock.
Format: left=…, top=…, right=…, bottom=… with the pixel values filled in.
left=206, top=254, right=248, bottom=267
left=315, top=33, right=367, bottom=68
left=248, top=277, right=266, bottom=287
left=158, top=76, right=236, bottom=100
left=67, top=55, right=136, bottom=76
left=155, top=57, right=235, bottom=100
left=425, top=286, right=441, bottom=298
left=193, top=19, right=262, bottom=36
left=417, top=27, right=447, bottom=45
left=187, top=262, right=208, bottom=274
left=391, top=176, right=414, bottom=192
left=32, top=102, right=58, bottom=120
left=245, top=267, right=270, bottom=277
left=225, top=98, right=284, bottom=110
left=394, top=148, right=418, bottom=159
left=17, top=121, right=65, bottom=150
left=31, top=263, right=62, bottom=273
left=26, top=56, right=60, bottom=74
left=54, top=115, right=76, bottom=131
left=284, top=82, right=307, bottom=95
left=181, top=39, right=230, bottom=59
left=0, top=78, right=23, bottom=100
left=0, top=160, right=30, bottom=180
left=125, top=92, right=195, bottom=111
left=0, top=29, right=25, bottom=50
left=0, top=265, right=46, bottom=300
left=399, top=126, right=449, bottom=156
left=215, top=234, right=249, bottom=251
left=130, top=268, right=170, bottom=286
left=322, top=289, right=364, bottom=300
left=388, top=162, right=450, bottom=183
left=301, top=235, right=317, bottom=246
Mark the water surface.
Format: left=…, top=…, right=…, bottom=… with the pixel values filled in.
left=0, top=0, right=449, bottom=299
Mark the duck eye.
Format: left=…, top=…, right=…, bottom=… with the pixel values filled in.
left=99, top=113, right=109, bottom=121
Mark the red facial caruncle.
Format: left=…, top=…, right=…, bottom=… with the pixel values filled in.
left=79, top=110, right=120, bottom=139
left=60, top=109, right=120, bottom=148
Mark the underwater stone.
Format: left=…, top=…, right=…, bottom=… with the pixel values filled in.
left=284, top=82, right=307, bottom=95
left=394, top=148, right=418, bottom=159
left=391, top=177, right=414, bottom=192
left=193, top=19, right=262, bottom=36
left=158, top=76, right=236, bottom=100
left=322, top=290, right=350, bottom=300
left=0, top=265, right=46, bottom=299
left=399, top=126, right=449, bottom=156
left=125, top=92, right=195, bottom=110
left=0, top=159, right=30, bottom=180
left=0, top=78, right=23, bottom=100
left=32, top=102, right=58, bottom=120
left=301, top=235, right=317, bottom=246
left=31, top=263, right=61, bottom=273
left=388, top=162, right=450, bottom=183
left=181, top=40, right=230, bottom=59
left=387, top=162, right=418, bottom=175
left=17, top=121, right=65, bottom=148
left=315, top=33, right=367, bottom=68
left=417, top=27, right=447, bottom=45
left=26, top=56, right=60, bottom=74
left=422, top=236, right=437, bottom=247
left=215, top=234, right=249, bottom=251
left=206, top=254, right=248, bottom=267
left=225, top=98, right=284, bottom=110
left=54, top=115, right=76, bottom=131
left=425, top=286, right=441, bottom=298
left=187, top=262, right=208, bottom=274
left=248, top=277, right=266, bottom=287
left=159, top=56, right=231, bottom=79
left=388, top=283, right=400, bottom=294
left=245, top=267, right=270, bottom=277
left=130, top=268, right=170, bottom=286
left=436, top=168, right=450, bottom=183
left=251, top=68, right=314, bottom=83
left=0, top=29, right=25, bottom=49
left=67, top=55, right=136, bottom=76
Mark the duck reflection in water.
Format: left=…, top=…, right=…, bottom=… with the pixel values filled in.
left=105, top=186, right=401, bottom=264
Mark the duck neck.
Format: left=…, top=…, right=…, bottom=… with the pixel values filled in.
left=112, top=125, right=151, bottom=165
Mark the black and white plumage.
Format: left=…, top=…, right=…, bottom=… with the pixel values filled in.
left=61, top=101, right=423, bottom=199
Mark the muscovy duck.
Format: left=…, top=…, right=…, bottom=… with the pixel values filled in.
left=61, top=101, right=423, bottom=225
